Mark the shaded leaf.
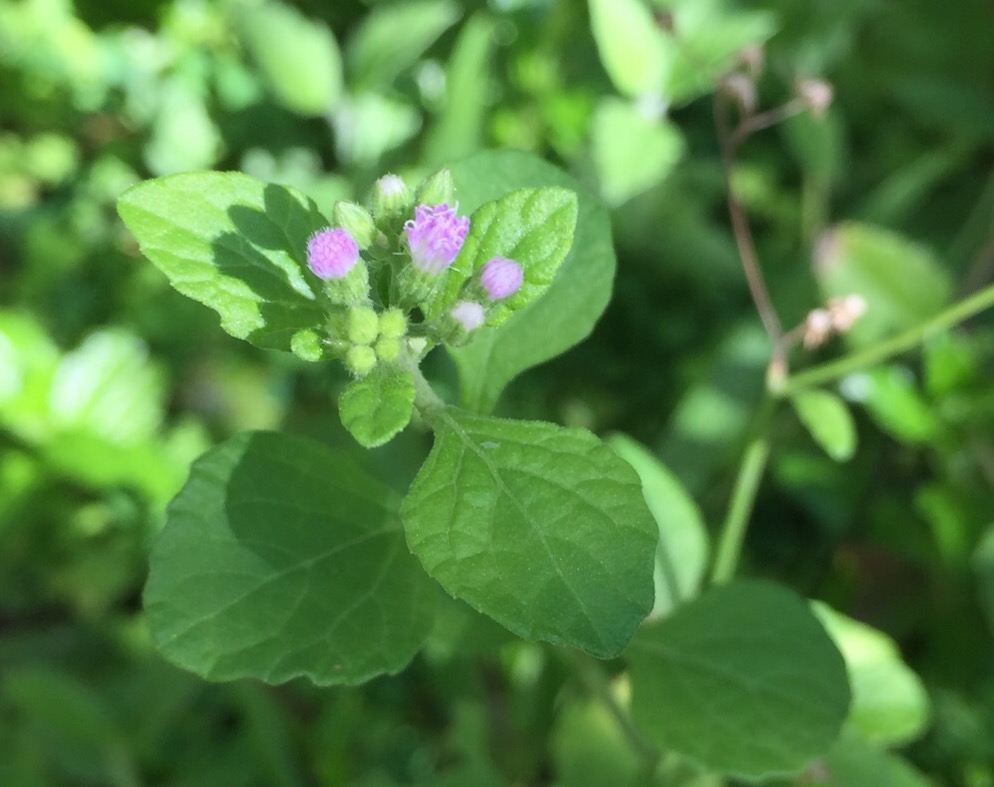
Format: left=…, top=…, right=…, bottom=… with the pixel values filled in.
left=339, top=366, right=416, bottom=448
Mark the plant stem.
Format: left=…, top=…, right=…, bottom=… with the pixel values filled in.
left=781, top=281, right=994, bottom=395
left=710, top=429, right=772, bottom=585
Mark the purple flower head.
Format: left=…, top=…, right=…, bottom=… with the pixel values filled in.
left=307, top=228, right=359, bottom=280
left=450, top=300, right=485, bottom=333
left=404, top=203, right=470, bottom=275
left=480, top=256, right=524, bottom=300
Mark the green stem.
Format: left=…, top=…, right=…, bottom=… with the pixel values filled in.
left=782, top=281, right=994, bottom=395
left=710, top=432, right=772, bottom=585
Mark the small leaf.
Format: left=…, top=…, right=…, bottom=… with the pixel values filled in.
left=813, top=603, right=930, bottom=746
left=426, top=186, right=578, bottom=326
left=145, top=431, right=436, bottom=685
left=815, top=222, right=952, bottom=346
left=587, top=0, right=664, bottom=98
left=402, top=409, right=657, bottom=658
left=628, top=579, right=850, bottom=779
left=592, top=98, right=684, bottom=206
left=841, top=366, right=939, bottom=444
left=346, top=0, right=461, bottom=89
left=448, top=151, right=615, bottom=413
left=339, top=366, right=416, bottom=448
left=608, top=434, right=709, bottom=619
left=236, top=2, right=342, bottom=116
left=118, top=172, right=327, bottom=352
left=792, top=389, right=858, bottom=461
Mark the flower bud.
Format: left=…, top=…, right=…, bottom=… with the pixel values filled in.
left=827, top=294, right=867, bottom=333
left=720, top=72, right=757, bottom=116
left=374, top=336, right=401, bottom=363
left=290, top=329, right=325, bottom=362
left=333, top=201, right=376, bottom=249
left=796, top=78, right=834, bottom=118
left=415, top=168, right=455, bottom=207
left=480, top=256, right=524, bottom=301
left=378, top=308, right=407, bottom=339
left=802, top=308, right=833, bottom=350
left=348, top=306, right=379, bottom=345
left=307, top=228, right=358, bottom=280
left=346, top=345, right=377, bottom=377
left=450, top=300, right=485, bottom=333
left=371, top=173, right=412, bottom=219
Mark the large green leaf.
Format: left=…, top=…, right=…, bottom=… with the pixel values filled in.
left=402, top=408, right=657, bottom=658
left=118, top=172, right=328, bottom=352
left=813, top=603, right=930, bottom=747
left=145, top=431, right=436, bottom=685
left=236, top=2, right=342, bottom=116
left=448, top=150, right=616, bottom=413
left=628, top=580, right=850, bottom=779
left=607, top=434, right=709, bottom=619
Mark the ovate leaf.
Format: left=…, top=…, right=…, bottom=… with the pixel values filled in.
left=402, top=408, right=657, bottom=657
left=792, top=389, right=857, bottom=462
left=145, top=431, right=436, bottom=685
left=629, top=580, right=850, bottom=779
left=608, top=434, right=709, bottom=619
left=449, top=150, right=615, bottom=413
left=236, top=3, right=342, bottom=116
left=339, top=366, right=416, bottom=448
left=118, top=172, right=327, bottom=352
left=813, top=603, right=930, bottom=747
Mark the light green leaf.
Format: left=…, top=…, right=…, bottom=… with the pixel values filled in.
left=339, top=366, right=416, bottom=448
left=628, top=579, right=850, bottom=779
left=118, top=172, right=327, bottom=352
left=592, top=97, right=685, bottom=206
left=145, top=431, right=436, bottom=685
left=144, top=77, right=222, bottom=176
left=813, top=603, right=930, bottom=747
left=427, top=186, right=578, bottom=326
left=792, top=389, right=858, bottom=462
left=607, top=434, right=709, bottom=619
left=346, top=0, right=460, bottom=89
left=449, top=150, right=616, bottom=413
left=842, top=366, right=939, bottom=444
left=587, top=0, right=664, bottom=97
left=818, top=729, right=934, bottom=787
left=816, top=222, right=952, bottom=346
left=333, top=92, right=422, bottom=166
left=236, top=3, right=342, bottom=116
left=402, top=408, right=657, bottom=657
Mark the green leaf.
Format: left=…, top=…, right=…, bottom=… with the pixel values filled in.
left=792, top=389, right=858, bottom=462
left=448, top=150, right=616, bottom=413
left=591, top=98, right=685, bottom=206
left=628, top=579, right=850, bottom=779
left=816, top=222, right=952, bottom=346
left=401, top=409, right=657, bottom=658
left=973, top=525, right=994, bottom=636
left=607, top=434, right=709, bottom=619
left=332, top=92, right=422, bottom=166
left=587, top=0, right=664, bottom=97
left=346, top=0, right=460, bottom=89
left=339, top=366, right=416, bottom=448
left=817, top=730, right=933, bottom=787
left=144, top=431, right=436, bottom=685
left=427, top=186, right=578, bottom=327
left=236, top=3, right=342, bottom=116
left=118, top=172, right=328, bottom=352
left=813, top=603, right=930, bottom=747
left=843, top=366, right=939, bottom=444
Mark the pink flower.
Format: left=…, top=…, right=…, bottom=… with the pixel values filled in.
left=307, top=228, right=359, bottom=280
left=450, top=301, right=485, bottom=332
left=404, top=204, right=470, bottom=274
left=480, top=256, right=523, bottom=300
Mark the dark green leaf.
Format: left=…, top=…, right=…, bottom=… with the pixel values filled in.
left=145, top=431, right=436, bottom=685
left=339, top=366, right=416, bottom=448
left=402, top=409, right=657, bottom=657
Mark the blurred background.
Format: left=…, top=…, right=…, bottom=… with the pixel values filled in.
left=2, top=0, right=994, bottom=784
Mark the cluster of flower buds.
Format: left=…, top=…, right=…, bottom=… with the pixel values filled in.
left=801, top=294, right=868, bottom=349
left=297, top=169, right=527, bottom=376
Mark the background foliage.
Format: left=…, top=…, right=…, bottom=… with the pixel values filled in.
left=1, top=0, right=993, bottom=784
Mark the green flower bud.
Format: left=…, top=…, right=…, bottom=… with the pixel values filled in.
left=290, top=329, right=325, bottom=362
left=348, top=306, right=379, bottom=345
left=374, top=336, right=401, bottom=363
left=345, top=345, right=377, bottom=377
left=371, top=173, right=412, bottom=220
left=378, top=308, right=407, bottom=339
left=333, top=201, right=376, bottom=249
left=322, top=261, right=370, bottom=307
left=415, top=168, right=455, bottom=207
